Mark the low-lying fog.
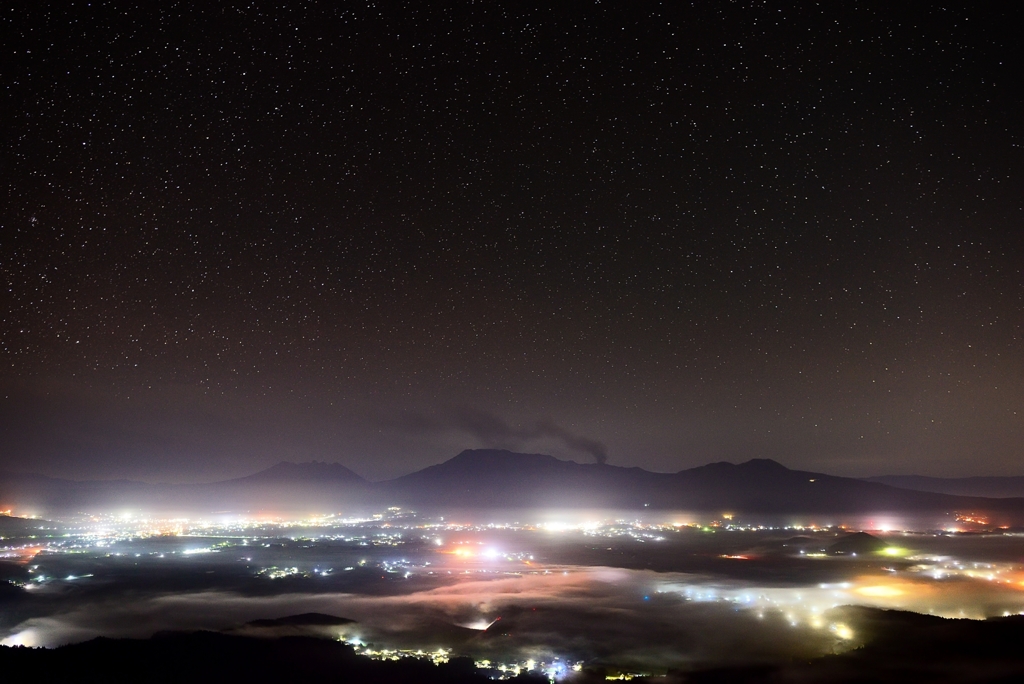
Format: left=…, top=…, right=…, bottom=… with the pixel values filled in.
left=2, top=508, right=1023, bottom=674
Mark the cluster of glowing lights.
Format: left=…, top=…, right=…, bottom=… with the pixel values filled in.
left=338, top=635, right=582, bottom=682
left=658, top=565, right=1024, bottom=625
left=954, top=513, right=991, bottom=526
left=257, top=566, right=305, bottom=579
left=451, top=545, right=476, bottom=558
left=340, top=638, right=452, bottom=666
left=904, top=555, right=1024, bottom=586
left=0, top=545, right=44, bottom=563
left=7, top=508, right=1024, bottom=644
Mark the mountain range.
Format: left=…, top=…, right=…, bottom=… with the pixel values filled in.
left=862, top=474, right=1024, bottom=499
left=2, top=449, right=1023, bottom=520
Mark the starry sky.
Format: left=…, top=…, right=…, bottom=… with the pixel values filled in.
left=2, top=2, right=1022, bottom=483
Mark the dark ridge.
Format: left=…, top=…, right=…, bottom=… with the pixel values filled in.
left=827, top=532, right=888, bottom=555
left=379, top=451, right=1024, bottom=521
left=246, top=613, right=355, bottom=628
left=6, top=610, right=1024, bottom=682
left=864, top=474, right=1024, bottom=499
left=0, top=462, right=371, bottom=516
left=0, top=631, right=548, bottom=683
left=447, top=449, right=568, bottom=467
left=6, top=451, right=1024, bottom=520
left=736, top=458, right=790, bottom=472
left=688, top=458, right=791, bottom=475
left=236, top=461, right=367, bottom=483
left=781, top=536, right=818, bottom=548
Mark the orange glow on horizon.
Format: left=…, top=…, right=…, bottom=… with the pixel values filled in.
left=851, top=575, right=940, bottom=602
left=10, top=547, right=44, bottom=564
left=439, top=543, right=479, bottom=559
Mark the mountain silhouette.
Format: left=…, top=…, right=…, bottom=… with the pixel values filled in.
left=0, top=460, right=369, bottom=515
left=380, top=449, right=1022, bottom=516
left=864, top=474, right=1024, bottom=499
left=3, top=449, right=1024, bottom=520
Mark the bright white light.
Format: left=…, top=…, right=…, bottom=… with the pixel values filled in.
left=832, top=623, right=854, bottom=640
left=856, top=585, right=904, bottom=598
left=1, top=630, right=36, bottom=647
left=460, top=618, right=500, bottom=631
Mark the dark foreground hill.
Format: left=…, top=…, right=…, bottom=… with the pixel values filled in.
left=0, top=630, right=545, bottom=684
left=682, top=608, right=1024, bottom=684
left=4, top=609, right=1024, bottom=683
left=3, top=449, right=1024, bottom=520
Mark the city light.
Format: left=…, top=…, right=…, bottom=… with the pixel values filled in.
left=5, top=506, right=1024, bottom=677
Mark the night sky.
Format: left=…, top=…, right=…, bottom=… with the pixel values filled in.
left=2, top=2, right=1022, bottom=483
